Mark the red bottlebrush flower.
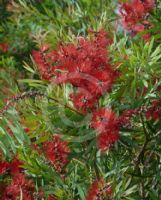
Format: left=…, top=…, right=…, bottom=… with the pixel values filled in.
left=86, top=178, right=112, bottom=200
left=24, top=127, right=30, bottom=133
left=32, top=50, right=54, bottom=80
left=0, top=43, right=8, bottom=52
left=132, top=21, right=152, bottom=41
left=91, top=108, right=119, bottom=151
left=142, top=0, right=155, bottom=12
left=91, top=108, right=119, bottom=133
left=146, top=100, right=161, bottom=121
left=54, top=71, right=84, bottom=87
left=70, top=89, right=97, bottom=111
left=0, top=183, right=7, bottom=200
left=9, top=157, right=24, bottom=175
left=3, top=174, right=35, bottom=200
left=118, top=109, right=136, bottom=127
left=43, top=134, right=70, bottom=173
left=88, top=67, right=118, bottom=97
left=32, top=29, right=118, bottom=111
left=0, top=157, right=23, bottom=176
left=97, top=131, right=119, bottom=151
left=119, top=0, right=154, bottom=38
left=90, top=66, right=115, bottom=83
left=57, top=30, right=114, bottom=78
left=92, top=29, right=113, bottom=47
left=119, top=1, right=144, bottom=29
left=0, top=161, right=10, bottom=175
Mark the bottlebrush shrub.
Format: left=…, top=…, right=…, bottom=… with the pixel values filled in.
left=32, top=29, right=120, bottom=151
left=0, top=0, right=161, bottom=199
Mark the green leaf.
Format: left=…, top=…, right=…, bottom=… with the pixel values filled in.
left=23, top=61, right=35, bottom=74
left=0, top=141, right=7, bottom=156
left=71, top=130, right=95, bottom=143
left=124, top=185, right=137, bottom=196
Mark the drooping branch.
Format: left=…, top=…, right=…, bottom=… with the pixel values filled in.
left=0, top=91, right=84, bottom=118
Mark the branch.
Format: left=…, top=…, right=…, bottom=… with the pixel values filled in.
left=0, top=91, right=44, bottom=117
left=134, top=114, right=150, bottom=169
left=0, top=91, right=84, bottom=118
left=47, top=96, right=84, bottom=116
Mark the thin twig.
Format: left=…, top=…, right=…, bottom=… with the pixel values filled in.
left=0, top=91, right=44, bottom=117
left=0, top=91, right=84, bottom=118
left=47, top=96, right=84, bottom=116
left=133, top=114, right=150, bottom=199
left=134, top=114, right=150, bottom=169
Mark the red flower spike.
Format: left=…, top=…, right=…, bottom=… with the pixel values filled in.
left=142, top=0, right=155, bottom=12
left=97, top=131, right=119, bottom=151
left=2, top=174, right=35, bottom=200
left=119, top=1, right=143, bottom=29
left=9, top=157, right=24, bottom=175
left=0, top=157, right=23, bottom=176
left=32, top=50, right=54, bottom=80
left=70, top=89, right=97, bottom=112
left=146, top=100, right=161, bottom=121
left=118, top=109, right=136, bottom=127
left=91, top=108, right=119, bottom=133
left=91, top=108, right=119, bottom=151
left=32, top=29, right=118, bottom=111
left=43, top=134, right=70, bottom=173
left=90, top=29, right=113, bottom=49
left=24, top=127, right=30, bottom=133
left=119, top=0, right=155, bottom=40
left=86, top=178, right=112, bottom=200
left=0, top=43, right=8, bottom=52
left=0, top=161, right=10, bottom=175
left=132, top=21, right=152, bottom=41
